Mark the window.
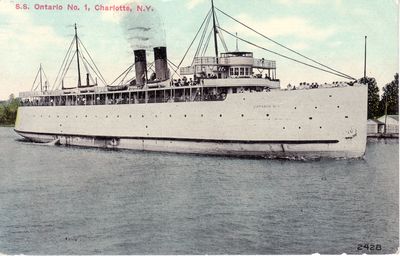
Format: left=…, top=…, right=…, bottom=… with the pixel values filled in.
left=230, top=68, right=234, bottom=76
left=240, top=67, right=244, bottom=76
left=245, top=68, right=249, bottom=76
left=234, top=68, right=239, bottom=76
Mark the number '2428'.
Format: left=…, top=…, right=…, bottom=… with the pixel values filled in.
left=357, top=244, right=382, bottom=250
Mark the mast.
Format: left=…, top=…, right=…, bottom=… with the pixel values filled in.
left=39, top=64, right=43, bottom=92
left=364, top=35, right=367, bottom=79
left=75, top=23, right=82, bottom=87
left=211, top=0, right=219, bottom=63
left=235, top=32, right=239, bottom=51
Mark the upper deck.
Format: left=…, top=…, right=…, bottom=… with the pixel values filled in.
left=180, top=51, right=276, bottom=79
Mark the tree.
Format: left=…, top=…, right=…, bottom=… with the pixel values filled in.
left=379, top=73, right=399, bottom=116
left=8, top=93, right=15, bottom=102
left=359, top=76, right=380, bottom=119
left=0, top=95, right=20, bottom=125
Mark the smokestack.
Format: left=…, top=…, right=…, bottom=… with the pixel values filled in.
left=134, top=49, right=147, bottom=86
left=154, top=47, right=169, bottom=81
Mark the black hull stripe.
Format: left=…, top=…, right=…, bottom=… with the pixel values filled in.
left=14, top=129, right=339, bottom=144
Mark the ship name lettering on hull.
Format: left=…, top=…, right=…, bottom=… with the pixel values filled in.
left=253, top=104, right=279, bottom=109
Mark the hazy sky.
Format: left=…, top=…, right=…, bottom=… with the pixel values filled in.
left=0, top=0, right=398, bottom=99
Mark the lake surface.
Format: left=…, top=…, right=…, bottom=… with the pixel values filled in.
left=0, top=127, right=398, bottom=254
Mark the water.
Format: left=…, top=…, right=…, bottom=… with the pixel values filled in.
left=0, top=127, right=398, bottom=254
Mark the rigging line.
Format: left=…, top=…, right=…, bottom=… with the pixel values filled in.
left=78, top=51, right=95, bottom=85
left=167, top=60, right=182, bottom=79
left=215, top=13, right=228, bottom=52
left=31, top=68, right=41, bottom=91
left=78, top=51, right=91, bottom=81
left=52, top=37, right=76, bottom=90
left=145, top=62, right=155, bottom=79
left=79, top=52, right=107, bottom=85
left=110, top=63, right=134, bottom=85
left=125, top=77, right=135, bottom=85
left=78, top=39, right=107, bottom=85
left=52, top=39, right=76, bottom=91
left=216, top=28, right=228, bottom=52
left=52, top=37, right=75, bottom=90
left=193, top=11, right=212, bottom=63
left=215, top=7, right=355, bottom=80
left=77, top=38, right=108, bottom=84
left=77, top=37, right=106, bottom=84
left=57, top=50, right=77, bottom=89
left=218, top=27, right=355, bottom=80
left=167, top=59, right=179, bottom=68
left=174, top=9, right=212, bottom=75
left=79, top=53, right=99, bottom=83
left=42, top=68, right=51, bottom=89
left=194, top=12, right=211, bottom=57
left=201, top=28, right=213, bottom=56
left=119, top=64, right=134, bottom=85
left=82, top=54, right=97, bottom=85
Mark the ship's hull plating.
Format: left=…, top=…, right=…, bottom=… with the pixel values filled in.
left=15, top=85, right=368, bottom=159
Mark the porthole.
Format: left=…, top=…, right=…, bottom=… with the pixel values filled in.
left=129, top=115, right=132, bottom=118
left=294, top=107, right=297, bottom=109
left=309, top=117, right=313, bottom=120
left=142, top=115, right=144, bottom=118
left=337, top=106, right=340, bottom=108
left=85, top=115, right=87, bottom=118
left=320, top=126, right=322, bottom=129
left=184, top=114, right=187, bottom=117
left=329, top=95, right=332, bottom=97
left=314, top=107, right=318, bottom=109
left=299, top=126, right=301, bottom=129
left=56, top=115, right=59, bottom=118
left=66, top=115, right=68, bottom=118
left=155, top=115, right=158, bottom=118
left=283, top=127, right=286, bottom=130
left=243, top=98, right=246, bottom=101
left=106, top=115, right=108, bottom=118
left=169, top=114, right=172, bottom=118
left=219, top=114, right=223, bottom=117
left=266, top=114, right=269, bottom=117
left=145, top=125, right=148, bottom=128
left=345, top=116, right=349, bottom=118
left=241, top=114, right=244, bottom=117
left=201, top=114, right=204, bottom=117
left=117, top=115, right=119, bottom=118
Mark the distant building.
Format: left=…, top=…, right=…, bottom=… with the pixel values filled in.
left=367, top=119, right=385, bottom=135
left=377, top=115, right=399, bottom=134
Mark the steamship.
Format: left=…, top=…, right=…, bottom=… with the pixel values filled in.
left=14, top=2, right=368, bottom=159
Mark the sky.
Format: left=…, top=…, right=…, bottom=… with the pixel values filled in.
left=0, top=0, right=398, bottom=100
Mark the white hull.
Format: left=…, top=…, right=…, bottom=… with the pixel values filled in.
left=15, top=85, right=368, bottom=159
